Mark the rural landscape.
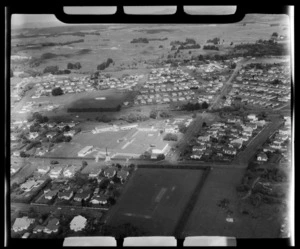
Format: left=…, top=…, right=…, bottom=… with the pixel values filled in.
left=9, top=12, right=292, bottom=241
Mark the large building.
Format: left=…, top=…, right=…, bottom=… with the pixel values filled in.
left=78, top=146, right=94, bottom=157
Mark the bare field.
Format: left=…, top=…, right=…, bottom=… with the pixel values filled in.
left=105, top=168, right=205, bottom=235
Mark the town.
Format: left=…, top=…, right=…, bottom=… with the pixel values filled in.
left=9, top=16, right=292, bottom=241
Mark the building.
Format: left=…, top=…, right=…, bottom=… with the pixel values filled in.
left=190, top=151, right=203, bottom=160
left=198, top=134, right=210, bottom=142
left=20, top=179, right=41, bottom=192
left=28, top=132, right=39, bottom=140
left=70, top=215, right=87, bottom=232
left=37, top=165, right=50, bottom=174
left=230, top=138, right=243, bottom=149
left=247, top=114, right=257, bottom=121
left=223, top=147, right=237, bottom=155
left=12, top=217, right=35, bottom=232
left=33, top=225, right=45, bottom=234
left=49, top=166, right=63, bottom=178
left=44, top=218, right=59, bottom=234
left=63, top=130, right=76, bottom=137
left=92, top=125, right=118, bottom=134
left=44, top=189, right=59, bottom=200
left=90, top=195, right=108, bottom=205
left=73, top=190, right=91, bottom=202
left=119, top=124, right=138, bottom=130
left=78, top=146, right=94, bottom=157
left=257, top=152, right=268, bottom=162
left=58, top=189, right=74, bottom=200
left=63, top=165, right=80, bottom=178
left=89, top=168, right=102, bottom=179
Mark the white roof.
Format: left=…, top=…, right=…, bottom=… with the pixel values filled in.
left=70, top=215, right=87, bottom=231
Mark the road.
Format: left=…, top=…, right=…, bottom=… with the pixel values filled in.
left=208, top=59, right=248, bottom=111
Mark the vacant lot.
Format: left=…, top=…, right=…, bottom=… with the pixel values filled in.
left=105, top=168, right=205, bottom=235
left=182, top=167, right=283, bottom=238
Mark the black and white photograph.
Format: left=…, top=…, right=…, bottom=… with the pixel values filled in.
left=6, top=5, right=294, bottom=246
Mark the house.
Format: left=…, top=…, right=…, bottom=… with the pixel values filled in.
left=44, top=218, right=59, bottom=234
left=63, top=165, right=80, bottom=178
left=190, top=151, right=203, bottom=159
left=20, top=179, right=40, bottom=192
left=242, top=130, right=252, bottom=137
left=12, top=217, right=35, bottom=232
left=257, top=152, right=268, bottom=162
left=104, top=167, right=117, bottom=178
left=63, top=130, right=76, bottom=137
left=44, top=189, right=59, bottom=200
left=37, top=165, right=50, bottom=174
left=78, top=146, right=94, bottom=157
left=192, top=145, right=206, bottom=152
left=230, top=138, right=243, bottom=149
left=247, top=114, right=257, bottom=121
left=49, top=166, right=63, bottom=178
left=198, top=134, right=210, bottom=142
left=33, top=225, right=45, bottom=234
left=46, top=132, right=57, bottom=139
left=89, top=168, right=102, bottom=179
left=223, top=147, right=237, bottom=155
left=117, top=169, right=129, bottom=182
left=58, top=190, right=74, bottom=200
left=70, top=215, right=87, bottom=232
left=263, top=146, right=276, bottom=153
left=90, top=195, right=108, bottom=205
left=73, top=190, right=91, bottom=202
left=28, top=132, right=39, bottom=140
left=279, top=128, right=290, bottom=136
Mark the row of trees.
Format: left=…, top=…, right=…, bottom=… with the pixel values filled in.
left=181, top=101, right=209, bottom=111
left=203, top=45, right=219, bottom=51
left=97, top=58, right=114, bottom=70
left=207, top=37, right=220, bottom=45
left=43, top=65, right=71, bottom=75
left=67, top=62, right=82, bottom=70
left=131, top=38, right=149, bottom=43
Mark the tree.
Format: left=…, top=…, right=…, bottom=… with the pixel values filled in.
left=163, top=133, right=178, bottom=141
left=52, top=87, right=64, bottom=96
left=82, top=161, right=88, bottom=167
left=202, top=101, right=209, bottom=109
left=63, top=125, right=70, bottom=132
left=50, top=160, right=59, bottom=164
left=44, top=65, right=59, bottom=74
left=157, top=154, right=165, bottom=160
left=20, top=151, right=29, bottom=157
left=272, top=32, right=278, bottom=38
left=178, top=123, right=188, bottom=133
left=149, top=109, right=158, bottom=119
left=202, top=122, right=207, bottom=128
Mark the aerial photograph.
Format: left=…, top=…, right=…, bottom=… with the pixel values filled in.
left=9, top=7, right=293, bottom=243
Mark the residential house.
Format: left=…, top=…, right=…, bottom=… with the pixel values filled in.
left=58, top=190, right=74, bottom=200
left=37, top=165, right=50, bottom=174
left=247, top=114, right=257, bottom=121
left=12, top=217, right=35, bottom=232
left=230, top=138, right=243, bottom=149
left=63, top=165, right=80, bottom=178
left=104, top=167, right=117, bottom=178
left=89, top=168, right=102, bottom=179
left=198, top=134, right=210, bottom=142
left=28, top=132, right=39, bottom=140
left=90, top=195, right=108, bottom=205
left=44, top=189, right=59, bottom=200
left=257, top=152, right=268, bottom=162
left=70, top=215, right=87, bottom=232
left=33, top=225, right=45, bottom=234
left=192, top=145, right=206, bottom=152
left=223, top=147, right=237, bottom=155
left=63, top=130, right=76, bottom=137
left=49, top=166, right=63, bottom=179
left=73, top=189, right=91, bottom=202
left=20, top=179, right=40, bottom=192
left=44, top=218, right=59, bottom=234
left=46, top=132, right=57, bottom=139
left=190, top=151, right=203, bottom=159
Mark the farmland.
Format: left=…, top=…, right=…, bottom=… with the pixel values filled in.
left=104, top=167, right=206, bottom=235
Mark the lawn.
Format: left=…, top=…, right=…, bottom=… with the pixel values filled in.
left=106, top=168, right=204, bottom=235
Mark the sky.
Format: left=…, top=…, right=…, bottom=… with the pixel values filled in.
left=11, top=6, right=237, bottom=29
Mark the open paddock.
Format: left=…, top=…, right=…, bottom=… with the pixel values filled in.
left=106, top=167, right=206, bottom=235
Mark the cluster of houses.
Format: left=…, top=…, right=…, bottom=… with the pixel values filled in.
left=229, top=64, right=291, bottom=108
left=190, top=114, right=266, bottom=160
left=32, top=75, right=94, bottom=98
left=261, top=116, right=291, bottom=160
left=93, top=74, right=144, bottom=90
left=12, top=214, right=88, bottom=237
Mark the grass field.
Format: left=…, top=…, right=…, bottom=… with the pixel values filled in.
left=182, top=168, right=283, bottom=238
left=105, top=168, right=204, bottom=235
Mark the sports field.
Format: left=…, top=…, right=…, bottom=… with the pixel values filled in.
left=105, top=168, right=205, bottom=235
